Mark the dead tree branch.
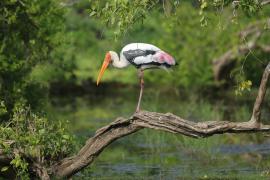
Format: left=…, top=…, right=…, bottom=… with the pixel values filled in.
left=213, top=19, right=270, bottom=82
left=52, top=111, right=270, bottom=178
left=250, top=63, right=270, bottom=124
left=50, top=62, right=270, bottom=179
left=0, top=62, right=270, bottom=180
left=0, top=62, right=269, bottom=179
left=1, top=62, right=269, bottom=179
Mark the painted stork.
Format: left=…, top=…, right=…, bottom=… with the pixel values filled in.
left=96, top=43, right=176, bottom=112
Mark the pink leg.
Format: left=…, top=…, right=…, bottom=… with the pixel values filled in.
left=136, top=69, right=144, bottom=112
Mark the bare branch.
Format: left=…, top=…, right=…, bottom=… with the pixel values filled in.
left=213, top=18, right=269, bottom=82
left=2, top=65, right=269, bottom=179
left=49, top=62, right=269, bottom=178
left=52, top=110, right=270, bottom=178
left=213, top=40, right=259, bottom=81
left=1, top=63, right=269, bottom=179
left=51, top=118, right=141, bottom=178
left=250, top=62, right=270, bottom=124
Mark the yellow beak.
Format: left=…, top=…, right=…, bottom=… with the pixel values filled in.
left=97, top=53, right=111, bottom=86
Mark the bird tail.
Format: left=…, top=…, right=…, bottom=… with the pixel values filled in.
left=160, top=66, right=171, bottom=73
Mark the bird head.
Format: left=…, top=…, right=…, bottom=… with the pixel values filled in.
left=96, top=52, right=112, bottom=86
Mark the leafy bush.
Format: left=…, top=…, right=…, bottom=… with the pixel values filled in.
left=0, top=106, right=74, bottom=178
left=0, top=1, right=74, bottom=178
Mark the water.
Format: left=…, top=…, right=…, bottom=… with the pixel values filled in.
left=50, top=88, right=270, bottom=179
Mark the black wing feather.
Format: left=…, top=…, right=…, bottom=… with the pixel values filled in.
left=123, top=49, right=156, bottom=62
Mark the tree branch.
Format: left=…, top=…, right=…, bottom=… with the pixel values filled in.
left=51, top=118, right=141, bottom=178
left=250, top=62, right=270, bottom=124
left=2, top=62, right=269, bottom=179
left=51, top=62, right=270, bottom=179
left=213, top=19, right=269, bottom=82
left=52, top=110, right=270, bottom=178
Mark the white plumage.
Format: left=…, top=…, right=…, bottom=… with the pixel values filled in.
left=97, top=43, right=176, bottom=112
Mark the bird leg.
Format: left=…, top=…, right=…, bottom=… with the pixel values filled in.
left=136, top=69, right=144, bottom=112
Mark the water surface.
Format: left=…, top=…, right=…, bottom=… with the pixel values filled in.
left=50, top=88, right=270, bottom=179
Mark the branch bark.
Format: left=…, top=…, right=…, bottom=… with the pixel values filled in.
left=51, top=62, right=270, bottom=179
left=250, top=62, right=270, bottom=124
left=1, top=63, right=269, bottom=179
left=52, top=112, right=270, bottom=178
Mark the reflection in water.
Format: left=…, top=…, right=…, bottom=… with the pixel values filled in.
left=216, top=143, right=270, bottom=155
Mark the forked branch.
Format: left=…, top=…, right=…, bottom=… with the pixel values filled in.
left=51, top=62, right=270, bottom=179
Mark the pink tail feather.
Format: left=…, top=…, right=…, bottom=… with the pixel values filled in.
left=155, top=51, right=175, bottom=65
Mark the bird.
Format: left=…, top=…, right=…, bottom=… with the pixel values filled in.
left=96, top=43, right=176, bottom=112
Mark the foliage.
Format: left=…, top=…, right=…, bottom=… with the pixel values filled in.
left=31, top=0, right=111, bottom=85
left=0, top=0, right=65, bottom=120
left=0, top=106, right=74, bottom=178
left=201, top=0, right=262, bottom=15
left=89, top=0, right=160, bottom=37
left=32, top=0, right=268, bottom=90
left=235, top=80, right=252, bottom=95
left=89, top=0, right=264, bottom=36
left=29, top=0, right=270, bottom=91
left=0, top=0, right=74, bottom=178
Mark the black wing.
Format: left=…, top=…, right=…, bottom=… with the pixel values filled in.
left=123, top=49, right=156, bottom=67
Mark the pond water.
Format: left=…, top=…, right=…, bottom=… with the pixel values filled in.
left=50, top=87, right=270, bottom=179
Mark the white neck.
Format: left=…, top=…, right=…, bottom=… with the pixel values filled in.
left=109, top=51, right=130, bottom=68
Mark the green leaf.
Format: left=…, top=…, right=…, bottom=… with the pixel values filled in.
left=1, top=166, right=9, bottom=172
left=89, top=11, right=96, bottom=17
left=62, top=134, right=70, bottom=140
